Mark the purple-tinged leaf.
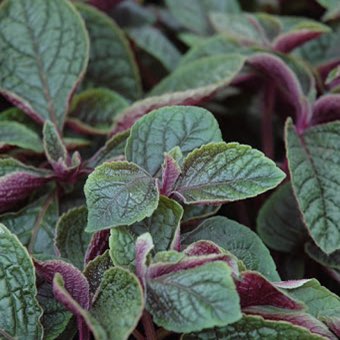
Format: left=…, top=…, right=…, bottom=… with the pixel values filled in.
left=247, top=53, right=308, bottom=129
left=0, top=0, right=89, bottom=129
left=311, top=94, right=340, bottom=126
left=43, top=120, right=82, bottom=180
left=146, top=261, right=241, bottom=333
left=183, top=314, right=326, bottom=339
left=35, top=259, right=91, bottom=339
left=184, top=240, right=240, bottom=275
left=183, top=216, right=280, bottom=280
left=52, top=273, right=103, bottom=339
left=160, top=153, right=181, bottom=196
left=147, top=252, right=239, bottom=279
left=110, top=54, right=246, bottom=135
left=288, top=279, right=340, bottom=337
left=244, top=306, right=337, bottom=340
left=174, top=142, right=285, bottom=205
left=273, top=31, right=327, bottom=53
left=34, top=260, right=90, bottom=310
left=67, top=88, right=128, bottom=136
left=135, top=233, right=154, bottom=289
left=0, top=158, right=52, bottom=213
left=274, top=279, right=311, bottom=289
left=184, top=240, right=224, bottom=257
left=305, top=242, right=340, bottom=271
left=84, top=229, right=110, bottom=264
left=236, top=271, right=304, bottom=310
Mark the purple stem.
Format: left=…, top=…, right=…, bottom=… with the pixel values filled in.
left=262, top=81, right=275, bottom=159
left=142, top=311, right=157, bottom=340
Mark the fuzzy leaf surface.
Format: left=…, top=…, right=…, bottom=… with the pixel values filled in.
left=0, top=224, right=43, bottom=338
left=126, top=106, right=222, bottom=176
left=146, top=261, right=241, bottom=333
left=85, top=162, right=159, bottom=231
left=175, top=142, right=285, bottom=204
left=77, top=3, right=141, bottom=101
left=286, top=118, right=340, bottom=254
left=183, top=216, right=280, bottom=280
left=183, top=315, right=325, bottom=339
left=55, top=206, right=92, bottom=269
left=0, top=0, right=89, bottom=129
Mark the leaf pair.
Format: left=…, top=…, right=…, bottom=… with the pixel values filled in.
left=85, top=106, right=285, bottom=232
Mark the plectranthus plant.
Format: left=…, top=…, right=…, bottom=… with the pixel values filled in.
left=0, top=0, right=339, bottom=339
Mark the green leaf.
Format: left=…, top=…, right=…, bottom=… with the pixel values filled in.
left=88, top=267, right=144, bottom=340
left=175, top=142, right=285, bottom=204
left=0, top=107, right=40, bottom=132
left=0, top=121, right=43, bottom=152
left=110, top=54, right=246, bottom=135
left=165, top=0, right=240, bottom=35
left=43, top=120, right=68, bottom=165
left=150, top=54, right=246, bottom=96
left=85, top=161, right=159, bottom=232
left=179, top=35, right=250, bottom=66
left=128, top=26, right=181, bottom=72
left=257, top=182, right=308, bottom=253
left=315, top=0, right=340, bottom=20
left=86, top=130, right=129, bottom=169
left=182, top=315, right=325, bottom=339
left=68, top=88, right=128, bottom=135
left=0, top=0, right=89, bottom=129
left=183, top=216, right=280, bottom=280
left=55, top=206, right=92, bottom=269
left=84, top=250, right=113, bottom=295
left=109, top=196, right=183, bottom=270
left=0, top=192, right=59, bottom=255
left=146, top=261, right=241, bottom=333
left=76, top=3, right=142, bottom=101
left=288, top=279, right=340, bottom=334
left=305, top=242, right=340, bottom=271
left=125, top=106, right=222, bottom=176
left=37, top=281, right=72, bottom=340
left=0, top=224, right=43, bottom=338
left=285, top=118, right=340, bottom=254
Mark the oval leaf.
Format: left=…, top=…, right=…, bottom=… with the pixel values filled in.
left=126, top=106, right=222, bottom=176
left=174, top=142, right=285, bottom=204
left=0, top=0, right=89, bottom=129
left=0, top=224, right=43, bottom=338
left=84, top=162, right=159, bottom=232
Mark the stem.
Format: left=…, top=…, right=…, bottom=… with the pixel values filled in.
left=142, top=311, right=157, bottom=340
left=261, top=81, right=275, bottom=159
left=133, top=329, right=145, bottom=340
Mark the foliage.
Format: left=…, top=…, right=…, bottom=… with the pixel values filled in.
left=0, top=0, right=339, bottom=339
